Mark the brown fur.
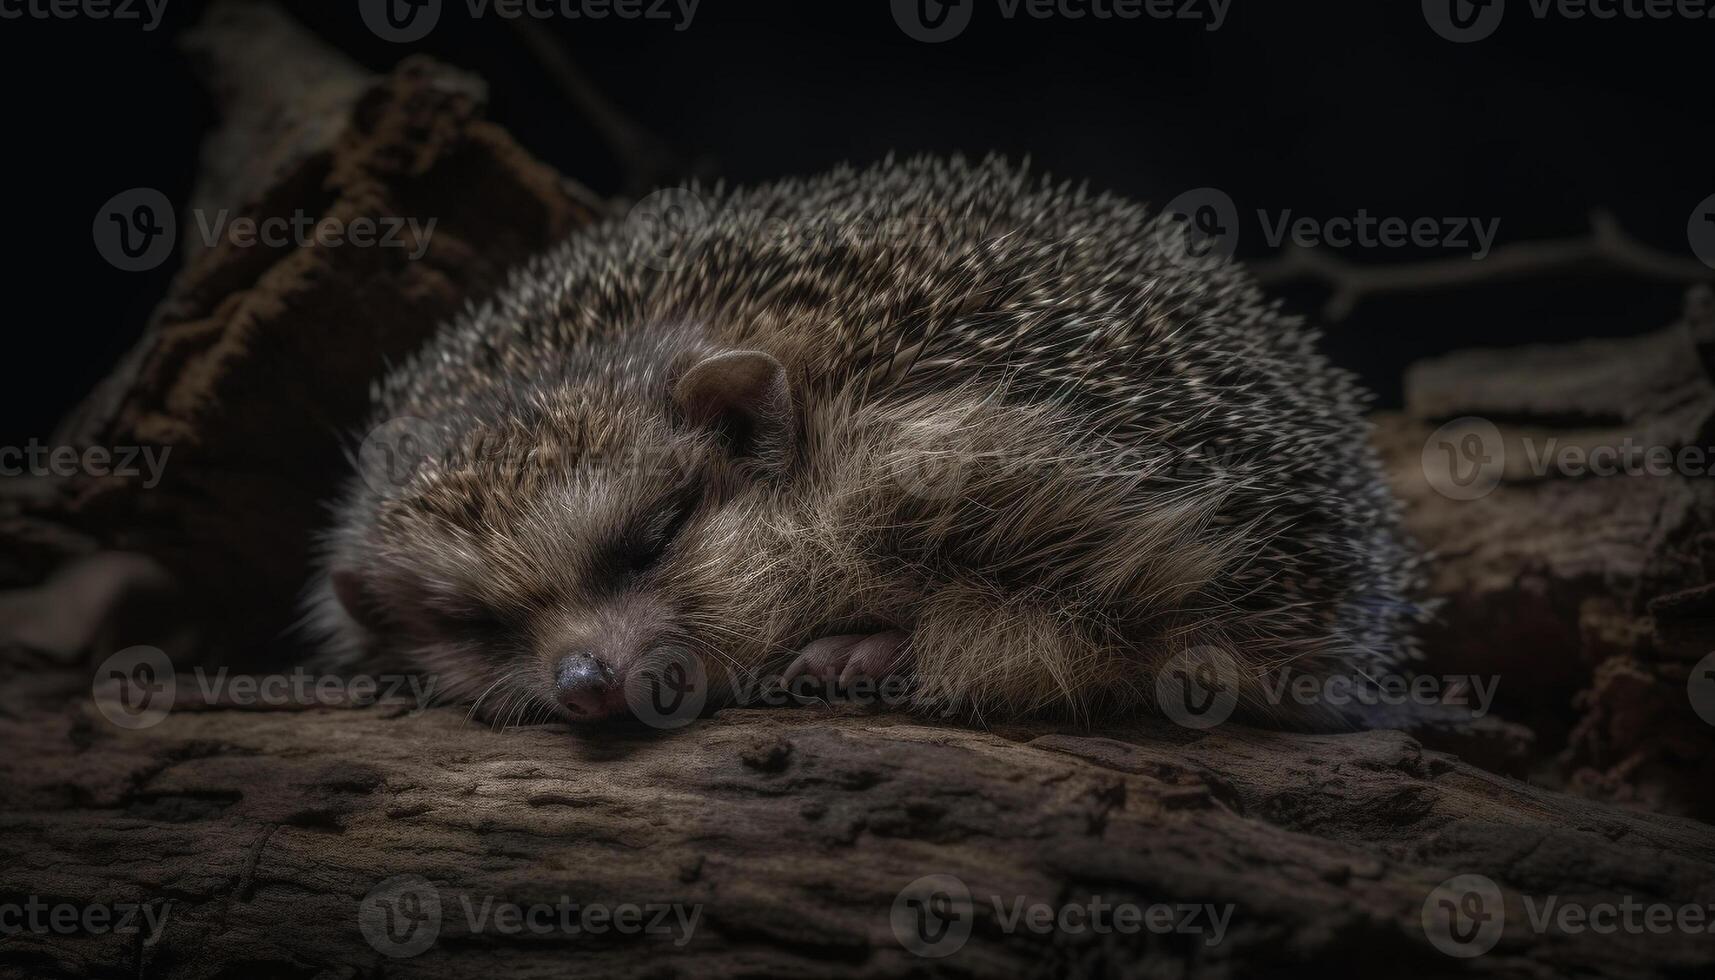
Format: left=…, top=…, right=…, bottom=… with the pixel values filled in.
left=309, top=157, right=1423, bottom=728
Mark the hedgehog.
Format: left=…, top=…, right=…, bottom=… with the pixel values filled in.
left=308, top=156, right=1423, bottom=729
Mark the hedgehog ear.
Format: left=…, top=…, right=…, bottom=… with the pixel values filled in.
left=674, top=350, right=793, bottom=463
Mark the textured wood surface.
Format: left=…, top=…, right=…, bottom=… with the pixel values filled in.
left=1374, top=287, right=1715, bottom=819
left=2, top=652, right=1713, bottom=979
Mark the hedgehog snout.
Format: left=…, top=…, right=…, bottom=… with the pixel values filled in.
left=554, top=653, right=624, bottom=720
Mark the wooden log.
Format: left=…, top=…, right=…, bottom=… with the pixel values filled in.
left=1373, top=287, right=1715, bottom=819
left=1, top=651, right=1711, bottom=978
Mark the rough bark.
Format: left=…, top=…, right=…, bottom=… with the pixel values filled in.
left=0, top=25, right=597, bottom=666
left=1373, top=286, right=1715, bottom=819
left=2, top=651, right=1712, bottom=979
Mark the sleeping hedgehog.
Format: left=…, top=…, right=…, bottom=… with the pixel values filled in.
left=309, top=157, right=1422, bottom=728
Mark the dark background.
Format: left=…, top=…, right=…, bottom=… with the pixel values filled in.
left=3, top=0, right=1709, bottom=445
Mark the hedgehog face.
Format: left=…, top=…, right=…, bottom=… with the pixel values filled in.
left=327, top=349, right=795, bottom=726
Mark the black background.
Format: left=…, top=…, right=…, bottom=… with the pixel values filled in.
left=3, top=0, right=1709, bottom=444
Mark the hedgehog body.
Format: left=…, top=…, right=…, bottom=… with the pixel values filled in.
left=313, top=157, right=1422, bottom=726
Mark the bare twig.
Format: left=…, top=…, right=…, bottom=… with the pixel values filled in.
left=1252, top=210, right=1713, bottom=321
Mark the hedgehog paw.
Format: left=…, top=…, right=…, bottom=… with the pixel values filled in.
left=782, top=629, right=911, bottom=693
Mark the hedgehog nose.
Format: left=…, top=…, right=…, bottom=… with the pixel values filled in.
left=555, top=654, right=616, bottom=717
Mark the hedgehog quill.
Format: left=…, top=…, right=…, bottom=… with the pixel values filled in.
left=310, top=157, right=1423, bottom=728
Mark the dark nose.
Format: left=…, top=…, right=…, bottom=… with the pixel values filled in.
left=555, top=654, right=616, bottom=717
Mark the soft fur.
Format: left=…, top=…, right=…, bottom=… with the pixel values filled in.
left=309, top=156, right=1423, bottom=727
